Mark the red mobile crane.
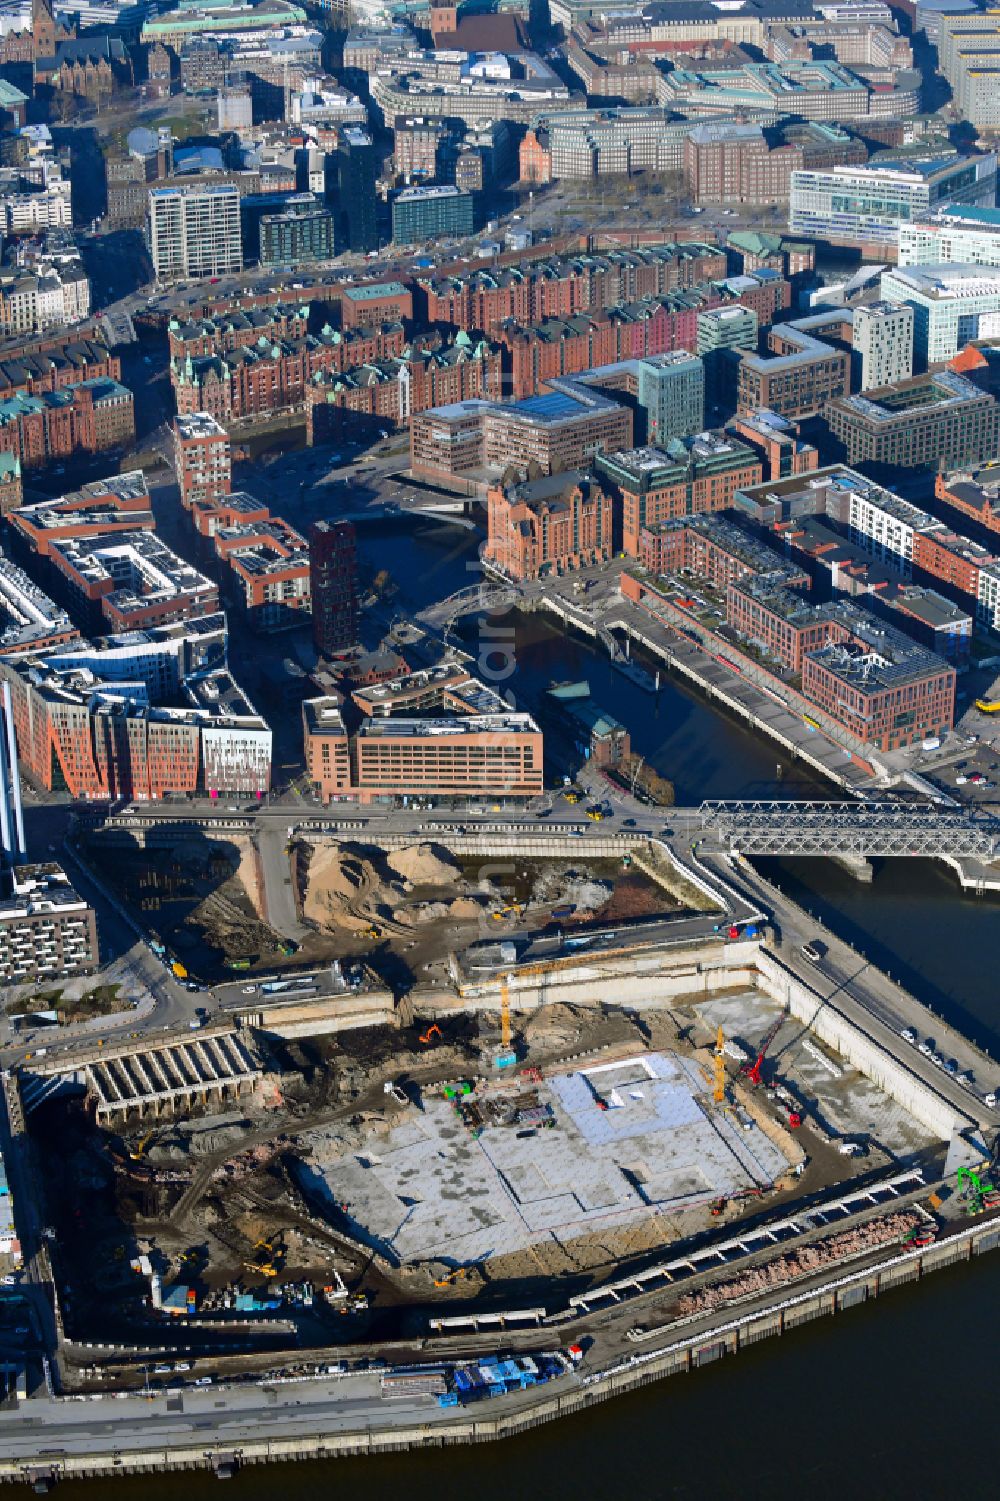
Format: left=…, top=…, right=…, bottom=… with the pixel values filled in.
left=740, top=1010, right=788, bottom=1088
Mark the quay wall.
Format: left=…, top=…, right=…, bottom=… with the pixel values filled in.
left=7, top=1220, right=999, bottom=1487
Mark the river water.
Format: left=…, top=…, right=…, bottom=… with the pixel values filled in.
left=50, top=521, right=1000, bottom=1498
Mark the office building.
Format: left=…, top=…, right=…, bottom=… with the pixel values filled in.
left=852, top=302, right=913, bottom=392
left=148, top=184, right=243, bottom=281
left=734, top=311, right=851, bottom=421
left=1, top=614, right=272, bottom=800
left=241, top=192, right=333, bottom=268
left=339, top=281, right=413, bottom=329
left=0, top=863, right=98, bottom=985
left=303, top=692, right=543, bottom=806
left=827, top=371, right=1000, bottom=470
left=899, top=206, right=1000, bottom=271
left=938, top=11, right=1000, bottom=132
left=557, top=352, right=704, bottom=448
left=597, top=434, right=763, bottom=556
left=485, top=470, right=612, bottom=580
left=879, top=264, right=1000, bottom=364
left=729, top=410, right=818, bottom=482
left=335, top=126, right=377, bottom=253
left=656, top=59, right=920, bottom=123
left=696, top=305, right=757, bottom=359
left=411, top=387, right=632, bottom=482
left=789, top=154, right=999, bottom=251
left=173, top=412, right=231, bottom=509
left=392, top=185, right=474, bottom=245
left=310, top=519, right=358, bottom=657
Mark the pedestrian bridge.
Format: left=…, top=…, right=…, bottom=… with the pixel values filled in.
left=417, top=581, right=520, bottom=629
left=699, top=800, right=1000, bottom=859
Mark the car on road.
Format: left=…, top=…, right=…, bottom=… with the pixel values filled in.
left=986, top=1090, right=998, bottom=1108
left=193, top=1376, right=213, bottom=1386
left=901, top=1027, right=917, bottom=1044
left=958, top=1069, right=974, bottom=1085
left=800, top=940, right=825, bottom=963
left=931, top=1051, right=944, bottom=1068
left=944, top=1058, right=959, bottom=1075
left=919, top=1038, right=933, bottom=1055
left=241, top=985, right=256, bottom=994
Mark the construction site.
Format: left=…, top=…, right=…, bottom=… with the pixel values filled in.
left=83, top=824, right=696, bottom=989
left=22, top=948, right=948, bottom=1366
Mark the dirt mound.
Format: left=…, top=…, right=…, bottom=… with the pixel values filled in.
left=449, top=896, right=485, bottom=919
left=386, top=844, right=460, bottom=887
left=303, top=845, right=378, bottom=925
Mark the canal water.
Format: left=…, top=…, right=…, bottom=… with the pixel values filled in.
left=51, top=520, right=1000, bottom=1497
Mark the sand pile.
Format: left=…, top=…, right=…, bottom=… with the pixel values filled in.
left=303, top=845, right=378, bottom=926
left=387, top=844, right=460, bottom=886
left=449, top=896, right=484, bottom=919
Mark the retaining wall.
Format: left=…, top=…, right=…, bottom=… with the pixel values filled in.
left=755, top=950, right=973, bottom=1139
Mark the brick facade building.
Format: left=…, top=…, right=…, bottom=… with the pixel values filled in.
left=485, top=470, right=612, bottom=580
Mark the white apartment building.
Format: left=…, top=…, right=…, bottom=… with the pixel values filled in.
left=852, top=300, right=913, bottom=391
left=899, top=206, right=1000, bottom=270
left=846, top=484, right=937, bottom=570
left=879, top=262, right=1000, bottom=364
left=148, top=183, right=243, bottom=282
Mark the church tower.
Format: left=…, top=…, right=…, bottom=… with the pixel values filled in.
left=32, top=0, right=56, bottom=71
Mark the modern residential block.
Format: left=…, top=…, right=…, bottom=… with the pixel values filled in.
left=148, top=183, right=243, bottom=281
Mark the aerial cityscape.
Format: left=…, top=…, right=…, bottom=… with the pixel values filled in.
left=0, top=0, right=999, bottom=1491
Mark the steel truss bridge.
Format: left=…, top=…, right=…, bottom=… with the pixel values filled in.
left=700, top=800, right=1000, bottom=860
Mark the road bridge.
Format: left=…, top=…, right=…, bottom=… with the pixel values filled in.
left=699, top=800, right=1000, bottom=859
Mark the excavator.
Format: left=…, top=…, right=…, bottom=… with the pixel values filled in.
left=491, top=904, right=523, bottom=922
left=244, top=1235, right=284, bottom=1279
left=432, top=1267, right=468, bottom=1288
left=130, top=1129, right=155, bottom=1162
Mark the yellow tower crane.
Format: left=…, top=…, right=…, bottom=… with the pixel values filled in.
left=494, top=973, right=516, bottom=1070
left=714, top=1024, right=727, bottom=1105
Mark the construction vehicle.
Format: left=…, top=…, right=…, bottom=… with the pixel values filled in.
left=713, top=1024, right=726, bottom=1105
left=171, top=960, right=188, bottom=979
left=491, top=904, right=523, bottom=922
left=432, top=1267, right=468, bottom=1287
left=494, top=973, right=516, bottom=1070
left=366, top=926, right=381, bottom=940
left=740, top=1009, right=788, bottom=1088
left=564, top=790, right=581, bottom=804
left=130, top=1129, right=155, bottom=1162
left=586, top=807, right=605, bottom=821
left=419, top=1023, right=443, bottom=1046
